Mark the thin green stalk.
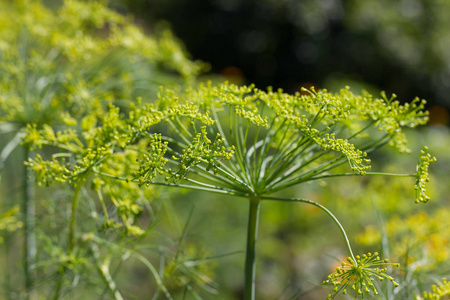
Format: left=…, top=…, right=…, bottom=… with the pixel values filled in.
left=211, top=108, right=241, bottom=175
left=68, top=174, right=88, bottom=252
left=174, top=116, right=194, bottom=139
left=174, top=206, right=195, bottom=263
left=91, top=245, right=124, bottom=300
left=214, top=162, right=253, bottom=191
left=254, top=118, right=283, bottom=184
left=92, top=170, right=249, bottom=197
left=305, top=172, right=416, bottom=182
left=244, top=196, right=261, bottom=300
left=177, top=152, right=253, bottom=192
left=163, top=154, right=239, bottom=189
left=230, top=106, right=251, bottom=185
left=261, top=196, right=356, bottom=264
left=263, top=144, right=324, bottom=189
left=239, top=119, right=253, bottom=182
left=360, top=133, right=390, bottom=153
left=371, top=197, right=392, bottom=300
left=23, top=148, right=36, bottom=300
left=2, top=233, right=13, bottom=297
left=309, top=104, right=326, bottom=128
left=263, top=135, right=318, bottom=185
left=346, top=120, right=376, bottom=141
left=53, top=172, right=89, bottom=300
left=96, top=189, right=109, bottom=221
left=264, top=150, right=341, bottom=192
left=133, top=253, right=173, bottom=300
left=260, top=118, right=290, bottom=172
left=166, top=118, right=191, bottom=145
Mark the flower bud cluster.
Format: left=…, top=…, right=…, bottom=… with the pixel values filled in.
left=324, top=252, right=399, bottom=299
left=22, top=124, right=80, bottom=151
left=135, top=134, right=168, bottom=184
left=167, top=103, right=215, bottom=125
left=26, top=154, right=71, bottom=186
left=168, top=127, right=235, bottom=181
left=235, top=106, right=268, bottom=126
left=415, top=146, right=437, bottom=203
left=323, top=134, right=371, bottom=174
left=0, top=206, right=23, bottom=243
left=419, top=278, right=450, bottom=300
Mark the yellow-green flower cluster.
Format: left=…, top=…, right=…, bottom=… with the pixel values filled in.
left=415, top=146, right=437, bottom=203
left=136, top=134, right=169, bottom=184
left=358, top=208, right=449, bottom=265
left=324, top=252, right=399, bottom=299
left=418, top=278, right=450, bottom=300
left=22, top=124, right=80, bottom=152
left=323, top=134, right=371, bottom=174
left=26, top=154, right=71, bottom=186
left=0, top=0, right=203, bottom=77
left=168, top=127, right=235, bottom=181
left=0, top=206, right=23, bottom=243
left=23, top=81, right=434, bottom=238
left=97, top=149, right=156, bottom=236
left=0, top=0, right=203, bottom=126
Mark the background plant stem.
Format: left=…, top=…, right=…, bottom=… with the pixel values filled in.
left=91, top=245, right=124, bottom=300
left=244, top=196, right=261, bottom=300
left=53, top=173, right=88, bottom=300
left=23, top=148, right=36, bottom=300
left=68, top=174, right=87, bottom=253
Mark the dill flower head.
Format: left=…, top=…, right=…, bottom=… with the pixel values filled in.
left=415, top=146, right=437, bottom=203
left=418, top=278, right=450, bottom=300
left=324, top=252, right=400, bottom=299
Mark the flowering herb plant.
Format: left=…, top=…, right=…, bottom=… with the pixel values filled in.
left=24, top=81, right=435, bottom=299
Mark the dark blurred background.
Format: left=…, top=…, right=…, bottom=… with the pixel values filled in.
left=111, top=0, right=450, bottom=126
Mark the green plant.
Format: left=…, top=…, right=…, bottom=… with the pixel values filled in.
left=24, top=82, right=435, bottom=299
left=0, top=0, right=204, bottom=298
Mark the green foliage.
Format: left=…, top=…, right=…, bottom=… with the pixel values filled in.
left=0, top=0, right=210, bottom=298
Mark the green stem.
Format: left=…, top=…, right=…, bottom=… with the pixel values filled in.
left=23, top=148, right=36, bottom=300
left=68, top=174, right=88, bottom=252
left=305, top=172, right=416, bottom=182
left=91, top=245, right=124, bottom=300
left=92, top=170, right=249, bottom=197
left=261, top=196, right=357, bottom=264
left=244, top=196, right=261, bottom=300
left=133, top=253, right=173, bottom=300
left=53, top=172, right=88, bottom=300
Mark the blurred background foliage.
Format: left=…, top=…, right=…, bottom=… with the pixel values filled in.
left=0, top=0, right=449, bottom=299
left=110, top=0, right=450, bottom=126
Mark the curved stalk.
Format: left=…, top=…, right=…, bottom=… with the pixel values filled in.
left=261, top=195, right=357, bottom=264
left=244, top=196, right=261, bottom=300
left=91, top=245, right=124, bottom=300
